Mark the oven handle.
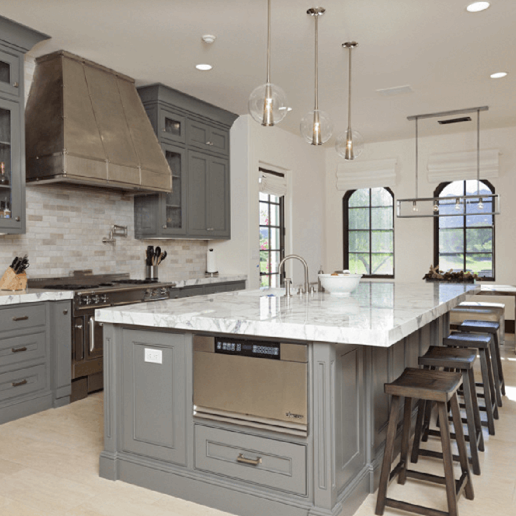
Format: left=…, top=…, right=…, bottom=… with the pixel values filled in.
left=89, top=317, right=95, bottom=353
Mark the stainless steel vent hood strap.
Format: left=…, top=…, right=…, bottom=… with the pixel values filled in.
left=25, top=50, right=172, bottom=192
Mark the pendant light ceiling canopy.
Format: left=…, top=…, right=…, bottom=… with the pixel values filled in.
left=335, top=42, right=364, bottom=160
left=299, top=7, right=333, bottom=145
left=248, top=0, right=289, bottom=126
left=396, top=106, right=501, bottom=218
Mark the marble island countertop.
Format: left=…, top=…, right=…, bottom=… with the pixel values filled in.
left=96, top=281, right=479, bottom=347
left=0, top=288, right=75, bottom=306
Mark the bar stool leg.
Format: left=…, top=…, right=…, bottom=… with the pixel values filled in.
left=437, top=402, right=459, bottom=516
left=461, top=370, right=481, bottom=475
left=466, top=367, right=484, bottom=452
left=484, top=348, right=500, bottom=418
left=398, top=397, right=412, bottom=485
left=376, top=396, right=401, bottom=516
left=450, top=394, right=475, bottom=501
left=493, top=332, right=506, bottom=396
left=488, top=337, right=503, bottom=407
left=479, top=349, right=496, bottom=435
left=410, top=399, right=426, bottom=464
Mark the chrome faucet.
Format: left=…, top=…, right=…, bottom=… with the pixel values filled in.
left=278, top=254, right=310, bottom=296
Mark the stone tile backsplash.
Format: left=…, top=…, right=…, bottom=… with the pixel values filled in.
left=0, top=184, right=208, bottom=280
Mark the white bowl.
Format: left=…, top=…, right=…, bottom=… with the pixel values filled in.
left=319, top=273, right=362, bottom=296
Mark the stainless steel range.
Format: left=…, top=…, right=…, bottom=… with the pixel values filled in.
left=28, top=271, right=176, bottom=401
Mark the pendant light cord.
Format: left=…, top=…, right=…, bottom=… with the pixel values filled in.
left=477, top=108, right=480, bottom=196
left=415, top=117, right=419, bottom=199
left=266, top=0, right=271, bottom=84
left=347, top=45, right=352, bottom=129
left=314, top=14, right=319, bottom=111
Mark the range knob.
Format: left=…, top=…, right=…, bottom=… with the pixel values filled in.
left=160, top=288, right=168, bottom=297
left=92, top=295, right=100, bottom=304
left=83, top=295, right=91, bottom=305
left=101, top=294, right=109, bottom=303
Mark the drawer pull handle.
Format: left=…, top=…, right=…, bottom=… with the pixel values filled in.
left=11, top=347, right=27, bottom=353
left=12, top=379, right=27, bottom=387
left=12, top=316, right=29, bottom=322
left=237, top=453, right=262, bottom=466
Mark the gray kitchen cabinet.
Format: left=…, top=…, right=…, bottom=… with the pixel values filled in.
left=134, top=83, right=237, bottom=240
left=0, top=17, right=48, bottom=235
left=121, top=329, right=187, bottom=466
left=187, top=151, right=229, bottom=238
left=0, top=300, right=72, bottom=424
left=170, top=280, right=246, bottom=299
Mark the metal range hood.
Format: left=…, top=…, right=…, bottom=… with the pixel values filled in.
left=25, top=51, right=172, bottom=193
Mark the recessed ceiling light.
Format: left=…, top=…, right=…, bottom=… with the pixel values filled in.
left=466, top=2, right=490, bottom=12
left=195, top=64, right=212, bottom=71
left=490, top=72, right=508, bottom=79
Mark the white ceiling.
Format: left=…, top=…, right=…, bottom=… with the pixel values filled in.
left=2, top=0, right=516, bottom=144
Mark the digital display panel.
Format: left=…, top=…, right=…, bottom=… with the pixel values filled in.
left=215, top=338, right=280, bottom=360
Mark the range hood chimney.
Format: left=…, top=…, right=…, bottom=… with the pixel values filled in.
left=25, top=51, right=172, bottom=193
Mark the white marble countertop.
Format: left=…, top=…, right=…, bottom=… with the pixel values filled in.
left=0, top=289, right=74, bottom=306
left=96, top=281, right=479, bottom=347
left=171, top=275, right=247, bottom=288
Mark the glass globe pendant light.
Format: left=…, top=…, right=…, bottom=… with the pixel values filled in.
left=248, top=0, right=288, bottom=126
left=335, top=42, right=364, bottom=159
left=300, top=7, right=333, bottom=145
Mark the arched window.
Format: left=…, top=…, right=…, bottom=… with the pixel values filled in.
left=434, top=180, right=495, bottom=279
left=343, top=187, right=394, bottom=278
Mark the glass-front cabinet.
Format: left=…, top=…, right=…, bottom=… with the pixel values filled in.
left=162, top=144, right=186, bottom=235
left=0, top=95, right=22, bottom=233
left=0, top=17, right=49, bottom=235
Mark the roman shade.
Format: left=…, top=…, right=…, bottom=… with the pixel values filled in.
left=336, top=158, right=397, bottom=191
left=259, top=170, right=287, bottom=197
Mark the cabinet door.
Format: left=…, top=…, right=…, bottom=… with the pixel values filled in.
left=158, top=107, right=186, bottom=145
left=0, top=49, right=21, bottom=98
left=206, top=156, right=230, bottom=238
left=187, top=120, right=229, bottom=156
left=0, top=96, right=23, bottom=234
left=161, top=144, right=187, bottom=236
left=121, top=330, right=187, bottom=466
left=187, top=151, right=209, bottom=236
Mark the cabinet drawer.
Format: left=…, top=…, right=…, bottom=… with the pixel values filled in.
left=0, top=304, right=46, bottom=333
left=0, top=364, right=47, bottom=403
left=0, top=331, right=46, bottom=368
left=194, top=425, right=307, bottom=495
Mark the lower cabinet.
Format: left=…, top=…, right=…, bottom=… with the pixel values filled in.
left=121, top=329, right=187, bottom=466
left=194, top=425, right=307, bottom=496
left=0, top=300, right=72, bottom=424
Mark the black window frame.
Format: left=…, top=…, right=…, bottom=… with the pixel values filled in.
left=343, top=187, right=395, bottom=279
left=259, top=169, right=286, bottom=288
left=433, top=179, right=495, bottom=281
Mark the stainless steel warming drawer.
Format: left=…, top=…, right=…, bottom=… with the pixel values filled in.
left=193, top=335, right=308, bottom=436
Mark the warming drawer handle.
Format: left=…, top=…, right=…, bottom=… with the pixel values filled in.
left=12, top=379, right=27, bottom=387
left=12, top=316, right=29, bottom=322
left=89, top=317, right=95, bottom=353
left=11, top=347, right=27, bottom=353
left=237, top=453, right=262, bottom=466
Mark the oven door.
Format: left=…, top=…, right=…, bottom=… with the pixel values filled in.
left=72, top=313, right=103, bottom=380
left=193, top=336, right=308, bottom=436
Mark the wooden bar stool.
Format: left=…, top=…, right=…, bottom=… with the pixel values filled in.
left=444, top=332, right=497, bottom=436
left=376, top=368, right=474, bottom=516
left=411, top=346, right=484, bottom=475
left=451, top=302, right=505, bottom=346
left=459, top=319, right=505, bottom=404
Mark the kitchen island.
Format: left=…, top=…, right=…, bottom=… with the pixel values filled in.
left=96, top=281, right=478, bottom=516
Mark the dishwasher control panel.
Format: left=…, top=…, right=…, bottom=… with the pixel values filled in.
left=215, top=337, right=280, bottom=360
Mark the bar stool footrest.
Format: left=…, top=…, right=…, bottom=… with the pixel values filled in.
left=384, top=498, right=449, bottom=516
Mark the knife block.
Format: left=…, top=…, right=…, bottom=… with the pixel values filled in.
left=0, top=267, right=27, bottom=291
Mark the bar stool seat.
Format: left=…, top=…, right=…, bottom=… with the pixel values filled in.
left=376, top=368, right=474, bottom=516
left=412, top=347, right=484, bottom=475
left=459, top=319, right=505, bottom=402
left=452, top=303, right=505, bottom=345
left=444, top=332, right=498, bottom=435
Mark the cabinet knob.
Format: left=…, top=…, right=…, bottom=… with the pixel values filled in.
left=163, top=225, right=167, bottom=229
left=12, top=82, right=19, bottom=88
left=207, top=227, right=214, bottom=231
left=63, top=309, right=68, bottom=315
left=206, top=141, right=214, bottom=146
left=15, top=217, right=20, bottom=222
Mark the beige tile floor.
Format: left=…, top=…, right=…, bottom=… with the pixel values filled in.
left=0, top=343, right=515, bottom=516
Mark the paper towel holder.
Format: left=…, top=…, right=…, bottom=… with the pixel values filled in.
left=206, top=248, right=219, bottom=277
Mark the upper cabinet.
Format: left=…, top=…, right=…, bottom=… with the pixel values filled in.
left=0, top=17, right=49, bottom=235
left=134, top=84, right=238, bottom=240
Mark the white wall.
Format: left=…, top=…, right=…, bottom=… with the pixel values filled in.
left=212, top=115, right=326, bottom=290
left=325, top=126, right=516, bottom=285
